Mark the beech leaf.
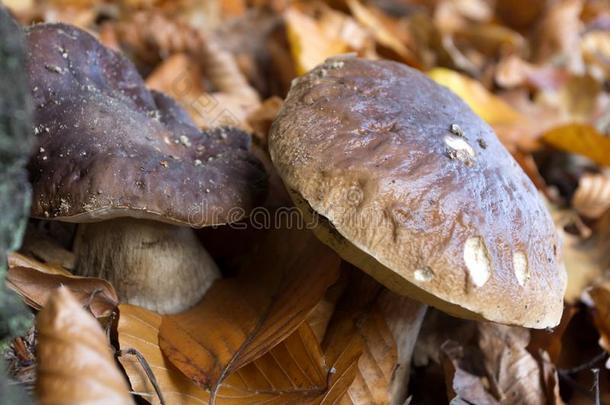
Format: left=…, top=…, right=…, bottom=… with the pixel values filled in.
left=7, top=252, right=118, bottom=317
left=158, top=228, right=341, bottom=395
left=118, top=302, right=363, bottom=404
left=36, top=287, right=132, bottom=405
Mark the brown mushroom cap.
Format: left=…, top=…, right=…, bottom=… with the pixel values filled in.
left=26, top=23, right=267, bottom=227
left=269, top=56, right=566, bottom=328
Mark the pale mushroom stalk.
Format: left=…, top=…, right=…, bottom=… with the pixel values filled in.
left=74, top=218, right=219, bottom=314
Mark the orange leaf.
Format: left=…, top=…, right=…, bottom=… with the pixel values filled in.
left=158, top=228, right=341, bottom=395
left=117, top=302, right=362, bottom=404
left=117, top=304, right=210, bottom=405
left=36, top=287, right=132, bottom=404
left=7, top=252, right=118, bottom=317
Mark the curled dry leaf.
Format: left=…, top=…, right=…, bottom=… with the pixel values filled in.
left=7, top=252, right=118, bottom=317
left=146, top=36, right=260, bottom=130
left=158, top=228, right=341, bottom=397
left=533, top=0, right=584, bottom=73
left=343, top=290, right=426, bottom=405
left=586, top=281, right=610, bottom=359
left=572, top=172, right=610, bottom=218
left=346, top=0, right=420, bottom=68
left=441, top=323, right=564, bottom=405
left=36, top=287, right=132, bottom=405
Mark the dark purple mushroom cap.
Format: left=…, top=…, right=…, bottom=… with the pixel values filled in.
left=26, top=24, right=267, bottom=227
left=269, top=56, right=566, bottom=328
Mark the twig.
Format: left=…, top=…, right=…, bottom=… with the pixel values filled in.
left=558, top=351, right=607, bottom=374
left=118, top=348, right=165, bottom=405
left=82, top=288, right=104, bottom=315
left=592, top=368, right=601, bottom=405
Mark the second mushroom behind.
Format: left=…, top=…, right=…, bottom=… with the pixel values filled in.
left=269, top=55, right=566, bottom=329
left=26, top=24, right=267, bottom=314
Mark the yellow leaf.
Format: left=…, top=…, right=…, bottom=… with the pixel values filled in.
left=428, top=68, right=521, bottom=125
left=284, top=5, right=370, bottom=75
left=36, top=287, right=132, bottom=405
left=542, top=123, right=610, bottom=166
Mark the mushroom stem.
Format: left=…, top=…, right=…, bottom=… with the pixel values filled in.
left=73, top=218, right=219, bottom=314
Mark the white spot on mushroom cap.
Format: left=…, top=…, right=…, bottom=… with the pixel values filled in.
left=513, top=251, right=529, bottom=286
left=444, top=135, right=475, bottom=158
left=463, top=236, right=492, bottom=287
left=414, top=267, right=434, bottom=282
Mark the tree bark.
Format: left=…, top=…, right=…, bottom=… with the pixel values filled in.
left=0, top=5, right=35, bottom=403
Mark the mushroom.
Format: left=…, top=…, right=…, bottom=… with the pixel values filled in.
left=269, top=56, right=566, bottom=394
left=25, top=24, right=267, bottom=314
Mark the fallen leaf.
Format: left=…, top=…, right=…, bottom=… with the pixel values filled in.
left=587, top=281, right=610, bottom=356
left=245, top=96, right=283, bottom=146
left=428, top=67, right=521, bottom=125
left=441, top=322, right=563, bottom=405
left=36, top=287, right=132, bottom=404
left=118, top=304, right=210, bottom=405
left=7, top=252, right=118, bottom=317
left=529, top=305, right=578, bottom=363
left=534, top=0, right=584, bottom=73
left=542, top=123, right=610, bottom=166
left=146, top=36, right=260, bottom=130
left=118, top=302, right=363, bottom=404
left=346, top=0, right=420, bottom=68
left=284, top=4, right=372, bottom=75
left=572, top=172, right=610, bottom=218
left=158, top=228, right=341, bottom=396
left=20, top=226, right=76, bottom=269
left=343, top=290, right=426, bottom=405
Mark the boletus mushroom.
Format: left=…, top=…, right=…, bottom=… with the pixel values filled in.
left=25, top=24, right=267, bottom=314
left=269, top=55, right=566, bottom=329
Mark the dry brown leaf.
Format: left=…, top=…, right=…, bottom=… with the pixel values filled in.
left=343, top=290, right=425, bottom=405
left=145, top=36, right=260, bottom=130
left=36, top=287, right=132, bottom=404
left=582, top=30, right=610, bottom=78
left=7, top=252, right=118, bottom=317
left=246, top=96, right=283, bottom=146
left=284, top=4, right=372, bottom=75
left=20, top=227, right=76, bottom=269
left=587, top=281, right=610, bottom=356
left=534, top=0, right=584, bottom=72
left=346, top=0, right=420, bottom=68
left=428, top=67, right=521, bottom=126
left=529, top=305, right=578, bottom=363
left=441, top=322, right=564, bottom=405
left=572, top=172, right=610, bottom=218
left=118, top=304, right=210, bottom=405
left=118, top=302, right=363, bottom=404
left=159, top=228, right=341, bottom=396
